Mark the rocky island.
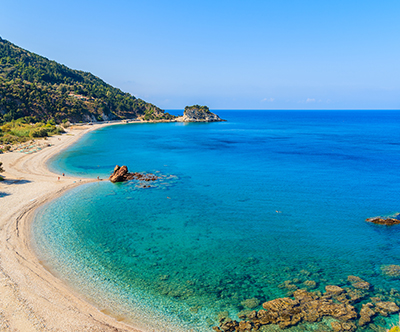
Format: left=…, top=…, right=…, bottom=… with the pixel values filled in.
left=175, top=105, right=225, bottom=122
left=366, top=213, right=400, bottom=226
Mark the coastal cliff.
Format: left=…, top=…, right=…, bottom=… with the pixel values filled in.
left=176, top=105, right=225, bottom=122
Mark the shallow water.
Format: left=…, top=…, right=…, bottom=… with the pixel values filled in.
left=34, top=110, right=400, bottom=331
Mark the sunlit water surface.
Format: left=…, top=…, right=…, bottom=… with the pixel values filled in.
left=33, top=110, right=400, bottom=331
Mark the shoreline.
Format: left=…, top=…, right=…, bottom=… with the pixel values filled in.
left=0, top=123, right=143, bottom=331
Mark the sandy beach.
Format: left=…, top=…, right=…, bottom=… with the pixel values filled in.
left=0, top=124, right=142, bottom=332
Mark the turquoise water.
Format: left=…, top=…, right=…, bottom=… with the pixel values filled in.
left=34, top=110, right=400, bottom=331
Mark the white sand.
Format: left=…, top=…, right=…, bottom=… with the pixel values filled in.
left=0, top=124, right=142, bottom=331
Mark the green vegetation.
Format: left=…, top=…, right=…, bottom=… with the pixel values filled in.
left=0, top=116, right=64, bottom=148
left=0, top=36, right=175, bottom=124
left=184, top=105, right=212, bottom=114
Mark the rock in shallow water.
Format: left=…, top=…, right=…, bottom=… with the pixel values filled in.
left=381, top=265, right=400, bottom=278
left=241, top=298, right=260, bottom=309
left=353, top=281, right=371, bottom=290
left=358, top=304, right=376, bottom=326
left=214, top=288, right=360, bottom=331
left=325, top=285, right=345, bottom=295
left=213, top=277, right=400, bottom=332
left=109, top=165, right=159, bottom=183
left=366, top=214, right=400, bottom=226
left=375, top=301, right=400, bottom=315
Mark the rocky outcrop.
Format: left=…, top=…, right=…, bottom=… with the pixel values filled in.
left=214, top=289, right=358, bottom=331
left=347, top=275, right=372, bottom=290
left=358, top=304, right=376, bottom=326
left=375, top=301, right=400, bottom=316
left=213, top=276, right=400, bottom=332
left=109, top=165, right=159, bottom=183
left=366, top=213, right=400, bottom=225
left=177, top=105, right=225, bottom=122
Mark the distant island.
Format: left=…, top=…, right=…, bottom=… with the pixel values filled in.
left=0, top=37, right=225, bottom=150
left=176, top=105, right=225, bottom=122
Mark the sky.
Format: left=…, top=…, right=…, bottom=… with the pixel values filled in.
left=1, top=0, right=399, bottom=110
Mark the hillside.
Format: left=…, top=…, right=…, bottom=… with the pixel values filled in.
left=0, top=37, right=174, bottom=123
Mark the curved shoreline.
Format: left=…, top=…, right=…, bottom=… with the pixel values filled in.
left=0, top=124, right=143, bottom=331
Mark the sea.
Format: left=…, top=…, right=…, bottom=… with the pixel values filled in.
left=32, top=110, right=400, bottom=332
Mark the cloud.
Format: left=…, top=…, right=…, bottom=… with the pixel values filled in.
left=262, top=98, right=275, bottom=102
left=306, top=98, right=316, bottom=103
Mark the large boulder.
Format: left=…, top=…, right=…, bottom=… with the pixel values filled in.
left=109, top=165, right=159, bottom=183
left=109, top=165, right=129, bottom=183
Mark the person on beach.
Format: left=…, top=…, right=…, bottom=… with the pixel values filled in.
left=58, top=177, right=60, bottom=181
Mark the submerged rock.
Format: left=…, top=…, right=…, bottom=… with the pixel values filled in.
left=348, top=275, right=364, bottom=283
left=331, top=321, right=356, bottom=332
left=213, top=288, right=360, bottom=331
left=212, top=281, right=400, bottom=332
left=325, top=285, right=345, bottom=295
left=381, top=265, right=400, bottom=278
left=358, top=303, right=376, bottom=326
left=303, top=280, right=317, bottom=289
left=375, top=301, right=400, bottom=315
left=347, top=288, right=368, bottom=303
left=241, top=298, right=260, bottom=309
left=353, top=281, right=371, bottom=290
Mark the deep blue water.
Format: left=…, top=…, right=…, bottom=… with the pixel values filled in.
left=34, top=110, right=400, bottom=331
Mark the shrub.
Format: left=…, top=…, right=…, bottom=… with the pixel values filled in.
left=30, top=127, right=48, bottom=138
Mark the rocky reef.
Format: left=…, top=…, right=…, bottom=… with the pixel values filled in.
left=177, top=105, right=225, bottom=122
left=381, top=265, right=400, bottom=279
left=213, top=275, right=400, bottom=332
left=109, top=165, right=159, bottom=183
left=366, top=213, right=400, bottom=226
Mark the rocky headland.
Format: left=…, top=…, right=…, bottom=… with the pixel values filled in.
left=366, top=213, right=400, bottom=226
left=175, top=105, right=225, bottom=122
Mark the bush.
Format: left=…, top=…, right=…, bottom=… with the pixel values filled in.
left=30, top=127, right=48, bottom=138
left=10, top=127, right=31, bottom=137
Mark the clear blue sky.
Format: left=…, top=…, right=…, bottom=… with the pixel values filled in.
left=1, top=0, right=399, bottom=110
